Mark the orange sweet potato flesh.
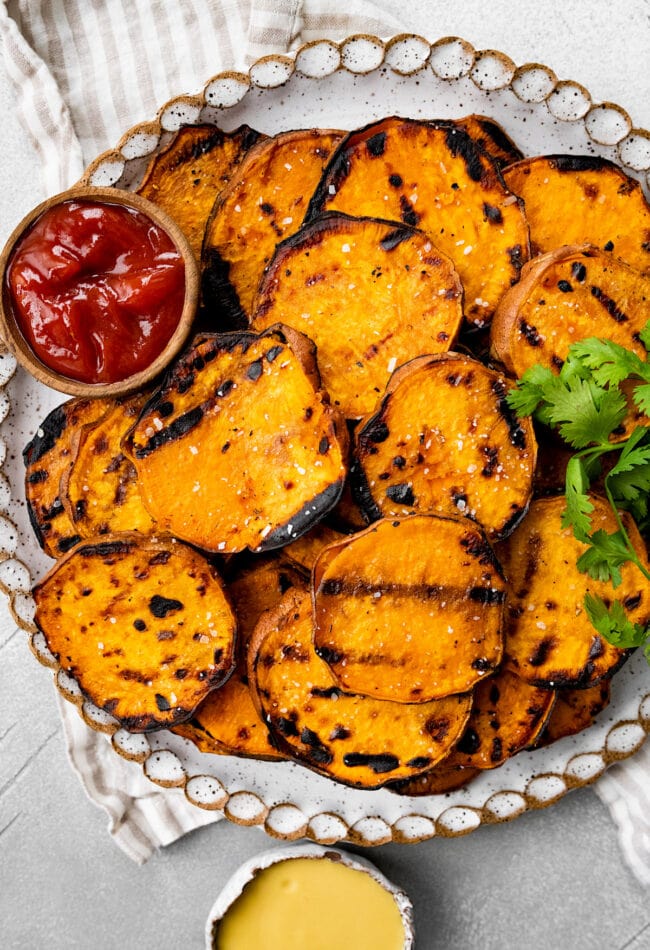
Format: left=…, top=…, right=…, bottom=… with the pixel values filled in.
left=352, top=352, right=537, bottom=539
left=496, top=496, right=649, bottom=688
left=248, top=588, right=473, bottom=789
left=201, top=129, right=344, bottom=326
left=23, top=397, right=112, bottom=558
left=307, top=116, right=529, bottom=324
left=442, top=668, right=555, bottom=769
left=61, top=394, right=156, bottom=539
left=491, top=245, right=650, bottom=379
left=33, top=534, right=237, bottom=732
left=537, top=681, right=611, bottom=746
left=312, top=515, right=505, bottom=703
left=502, top=155, right=650, bottom=272
left=126, top=326, right=347, bottom=553
left=251, top=213, right=463, bottom=418
left=283, top=522, right=347, bottom=573
left=137, top=124, right=264, bottom=261
left=174, top=558, right=306, bottom=759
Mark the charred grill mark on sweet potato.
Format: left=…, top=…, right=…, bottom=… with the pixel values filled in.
left=456, top=115, right=523, bottom=169
left=33, top=534, right=237, bottom=732
left=125, top=327, right=347, bottom=553
left=137, top=123, right=264, bottom=260
left=496, top=497, right=647, bottom=688
left=442, top=669, right=555, bottom=770
left=174, top=558, right=306, bottom=760
left=352, top=353, right=536, bottom=539
left=248, top=589, right=472, bottom=789
left=23, top=397, right=113, bottom=558
left=312, top=516, right=505, bottom=703
left=201, top=129, right=344, bottom=326
left=306, top=116, right=529, bottom=325
left=62, top=394, right=156, bottom=539
left=251, top=212, right=463, bottom=418
left=503, top=157, right=650, bottom=274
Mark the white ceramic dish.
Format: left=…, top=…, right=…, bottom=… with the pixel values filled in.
left=203, top=843, right=414, bottom=949
left=2, top=34, right=649, bottom=847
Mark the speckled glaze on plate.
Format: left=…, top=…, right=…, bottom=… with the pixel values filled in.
left=2, top=35, right=650, bottom=847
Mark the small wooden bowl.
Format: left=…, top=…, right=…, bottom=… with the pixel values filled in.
left=0, top=186, right=199, bottom=398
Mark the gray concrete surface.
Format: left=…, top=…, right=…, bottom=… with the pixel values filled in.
left=2, top=4, right=650, bottom=948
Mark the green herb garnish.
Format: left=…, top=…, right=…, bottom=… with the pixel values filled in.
left=506, top=322, right=650, bottom=663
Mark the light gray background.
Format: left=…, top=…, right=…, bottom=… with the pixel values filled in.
left=2, top=3, right=650, bottom=948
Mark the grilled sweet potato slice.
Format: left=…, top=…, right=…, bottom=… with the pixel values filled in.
left=126, top=326, right=347, bottom=553
left=201, top=129, right=344, bottom=326
left=248, top=588, right=473, bottom=789
left=312, top=515, right=505, bottom=703
left=502, top=155, right=650, bottom=272
left=537, top=681, right=611, bottom=746
left=491, top=244, right=650, bottom=378
left=456, top=114, right=523, bottom=169
left=137, top=124, right=263, bottom=261
left=23, top=397, right=112, bottom=558
left=390, top=764, right=480, bottom=796
left=307, top=116, right=529, bottom=324
left=174, top=558, right=306, bottom=759
left=352, top=352, right=537, bottom=539
left=251, top=213, right=463, bottom=418
left=441, top=668, right=555, bottom=769
left=61, top=393, right=156, bottom=539
left=496, top=496, right=649, bottom=688
left=33, top=534, right=237, bottom=731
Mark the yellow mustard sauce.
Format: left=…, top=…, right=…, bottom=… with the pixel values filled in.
left=214, top=856, right=406, bottom=950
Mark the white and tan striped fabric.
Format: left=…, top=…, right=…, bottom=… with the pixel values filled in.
left=1, top=0, right=649, bottom=878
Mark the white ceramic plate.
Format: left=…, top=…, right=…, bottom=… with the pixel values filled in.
left=3, top=35, right=650, bottom=847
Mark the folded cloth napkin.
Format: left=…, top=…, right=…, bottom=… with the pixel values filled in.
left=2, top=0, right=649, bottom=878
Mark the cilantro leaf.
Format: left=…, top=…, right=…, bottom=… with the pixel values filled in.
left=575, top=529, right=632, bottom=587
left=569, top=337, right=648, bottom=388
left=562, top=456, right=594, bottom=540
left=632, top=382, right=650, bottom=416
left=505, top=364, right=556, bottom=417
left=583, top=594, right=649, bottom=649
left=546, top=374, right=626, bottom=448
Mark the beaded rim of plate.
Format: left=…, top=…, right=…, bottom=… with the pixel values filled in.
left=3, top=33, right=650, bottom=847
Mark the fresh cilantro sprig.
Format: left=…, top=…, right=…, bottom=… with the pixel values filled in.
left=506, top=321, right=650, bottom=662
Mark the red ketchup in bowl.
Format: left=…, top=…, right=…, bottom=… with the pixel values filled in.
left=5, top=199, right=186, bottom=384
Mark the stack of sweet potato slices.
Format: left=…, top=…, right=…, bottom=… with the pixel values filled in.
left=27, top=111, right=650, bottom=792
